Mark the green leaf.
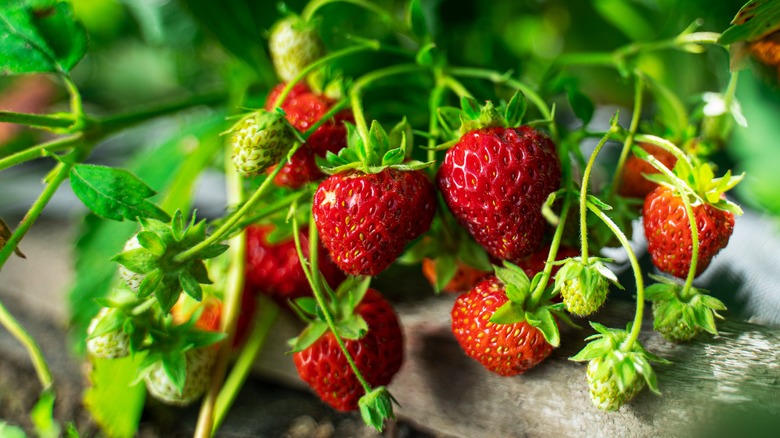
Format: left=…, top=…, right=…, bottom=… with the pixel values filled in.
left=289, top=322, right=328, bottom=352
left=195, top=243, right=229, bottom=260
left=136, top=231, right=166, bottom=256
left=645, top=283, right=678, bottom=302
left=381, top=147, right=406, bottom=166
left=433, top=254, right=458, bottom=293
left=359, top=387, right=396, bottom=432
left=460, top=96, right=481, bottom=119
left=0, top=1, right=87, bottom=75
left=407, top=0, right=429, bottom=40
left=154, top=276, right=181, bottom=314
left=84, top=356, right=146, bottom=438
left=162, top=353, right=187, bottom=393
left=504, top=90, right=527, bottom=127
left=30, top=388, right=59, bottom=438
left=70, top=164, right=170, bottom=223
left=719, top=0, right=780, bottom=45
left=137, top=269, right=163, bottom=299
left=112, top=248, right=157, bottom=274
left=489, top=301, right=526, bottom=324
left=566, top=85, right=595, bottom=125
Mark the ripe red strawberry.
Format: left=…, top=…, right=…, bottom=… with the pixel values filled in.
left=451, top=276, right=555, bottom=376
left=245, top=224, right=345, bottom=305
left=643, top=185, right=735, bottom=278
left=618, top=143, right=677, bottom=198
left=292, top=288, right=404, bottom=411
left=421, top=258, right=490, bottom=293
left=264, top=83, right=353, bottom=188
left=313, top=168, right=436, bottom=276
left=437, top=125, right=561, bottom=263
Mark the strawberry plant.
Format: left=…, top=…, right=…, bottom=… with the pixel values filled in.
left=1, top=0, right=779, bottom=436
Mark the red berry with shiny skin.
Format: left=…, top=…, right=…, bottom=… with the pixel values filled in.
left=265, top=83, right=353, bottom=188
left=245, top=224, right=345, bottom=305
left=292, top=289, right=404, bottom=411
left=643, top=185, right=735, bottom=278
left=437, top=126, right=561, bottom=263
left=618, top=143, right=677, bottom=199
left=516, top=244, right=580, bottom=286
left=313, top=168, right=436, bottom=276
left=452, top=276, right=554, bottom=376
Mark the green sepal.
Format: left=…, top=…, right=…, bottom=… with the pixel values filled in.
left=137, top=269, right=163, bottom=299
left=153, top=276, right=182, bottom=315
left=112, top=248, right=158, bottom=274
left=136, top=231, right=166, bottom=257
left=289, top=321, right=329, bottom=353
left=489, top=301, right=526, bottom=325
left=494, top=262, right=531, bottom=299
left=88, top=308, right=125, bottom=338
left=179, top=271, right=203, bottom=302
left=171, top=210, right=185, bottom=241
left=183, top=330, right=226, bottom=351
left=566, top=84, right=595, bottom=125
left=335, top=314, right=369, bottom=340
left=194, top=244, right=230, bottom=260
left=359, top=386, right=397, bottom=432
left=504, top=90, right=527, bottom=127
left=161, top=352, right=187, bottom=393
left=433, top=253, right=458, bottom=293
left=189, top=260, right=211, bottom=284
left=525, top=307, right=560, bottom=347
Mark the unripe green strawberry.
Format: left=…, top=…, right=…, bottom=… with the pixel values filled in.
left=144, top=347, right=216, bottom=406
left=118, top=235, right=143, bottom=292
left=652, top=300, right=701, bottom=342
left=269, top=15, right=323, bottom=82
left=586, top=356, right=645, bottom=412
left=554, top=258, right=618, bottom=317
left=86, top=307, right=130, bottom=359
left=230, top=110, right=295, bottom=177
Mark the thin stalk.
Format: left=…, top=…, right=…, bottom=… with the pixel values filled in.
left=0, top=111, right=74, bottom=129
left=0, top=299, right=53, bottom=389
left=194, top=132, right=248, bottom=438
left=212, top=298, right=280, bottom=433
left=0, top=161, right=74, bottom=269
left=427, top=78, right=447, bottom=173
left=633, top=134, right=694, bottom=174
left=679, top=191, right=700, bottom=295
left=442, top=76, right=473, bottom=99
left=350, top=63, right=427, bottom=154
left=530, top=194, right=572, bottom=304
left=302, top=98, right=349, bottom=139
left=290, top=216, right=373, bottom=395
left=173, top=151, right=291, bottom=263
left=302, top=0, right=413, bottom=41
left=0, top=134, right=82, bottom=172
left=96, top=91, right=225, bottom=134
left=610, top=76, right=644, bottom=198
left=579, top=128, right=616, bottom=264
left=587, top=203, right=645, bottom=349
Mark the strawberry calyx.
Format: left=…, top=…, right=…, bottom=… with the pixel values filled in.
left=553, top=257, right=622, bottom=316
left=632, top=143, right=744, bottom=215
left=571, top=322, right=670, bottom=410
left=436, top=90, right=528, bottom=141
left=318, top=118, right=431, bottom=174
left=288, top=276, right=371, bottom=353
left=645, top=274, right=726, bottom=342
left=488, top=262, right=576, bottom=347
left=359, top=386, right=397, bottom=432
left=112, top=210, right=229, bottom=314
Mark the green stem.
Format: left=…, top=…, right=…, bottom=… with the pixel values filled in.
left=554, top=52, right=616, bottom=67
left=302, top=98, right=349, bottom=139
left=530, top=194, right=572, bottom=304
left=0, top=299, right=53, bottom=389
left=578, top=127, right=617, bottom=264
left=96, top=91, right=225, bottom=134
left=194, top=133, right=248, bottom=438
left=290, top=215, right=373, bottom=395
left=442, top=76, right=473, bottom=98
left=610, top=75, right=644, bottom=198
left=212, top=298, right=279, bottom=433
left=0, top=134, right=82, bottom=172
left=0, top=111, right=74, bottom=130
left=679, top=187, right=700, bottom=295
left=302, top=0, right=414, bottom=41
left=63, top=76, right=85, bottom=125
left=633, top=134, right=694, bottom=174
left=586, top=203, right=645, bottom=349
left=350, top=63, right=428, bottom=156
left=0, top=161, right=74, bottom=270
left=173, top=150, right=292, bottom=264
left=427, top=77, right=447, bottom=171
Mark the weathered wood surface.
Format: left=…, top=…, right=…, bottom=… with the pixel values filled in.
left=255, top=295, right=780, bottom=438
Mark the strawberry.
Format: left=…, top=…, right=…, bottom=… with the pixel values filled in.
left=118, top=234, right=143, bottom=292
left=554, top=257, right=620, bottom=317
left=86, top=307, right=130, bottom=359
left=268, top=15, right=323, bottom=82
left=451, top=272, right=558, bottom=376
left=618, top=143, right=677, bottom=198
left=313, top=168, right=436, bottom=276
left=144, top=347, right=217, bottom=406
left=264, top=83, right=353, bottom=188
left=437, top=124, right=561, bottom=263
left=571, top=322, right=669, bottom=412
left=645, top=275, right=726, bottom=343
left=292, top=288, right=403, bottom=412
left=421, top=257, right=490, bottom=293
left=643, top=185, right=735, bottom=278
left=245, top=224, right=345, bottom=305
left=229, top=110, right=296, bottom=178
